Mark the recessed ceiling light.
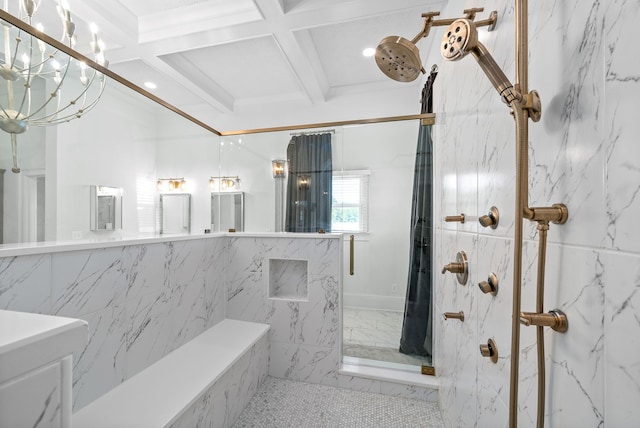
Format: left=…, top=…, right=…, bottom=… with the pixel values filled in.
left=144, top=81, right=157, bottom=89
left=362, top=48, right=376, bottom=57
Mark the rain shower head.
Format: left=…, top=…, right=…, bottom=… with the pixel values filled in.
left=375, top=36, right=426, bottom=82
left=441, top=18, right=519, bottom=103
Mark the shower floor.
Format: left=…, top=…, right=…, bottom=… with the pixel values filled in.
left=233, top=377, right=444, bottom=427
left=343, top=307, right=431, bottom=367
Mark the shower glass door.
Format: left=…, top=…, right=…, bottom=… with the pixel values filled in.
left=340, top=120, right=432, bottom=372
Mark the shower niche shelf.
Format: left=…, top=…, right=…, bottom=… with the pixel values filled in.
left=268, top=258, right=309, bottom=301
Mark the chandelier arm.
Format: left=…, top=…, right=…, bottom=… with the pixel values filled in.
left=31, top=79, right=105, bottom=125
left=30, top=69, right=101, bottom=124
left=14, top=31, right=38, bottom=118
left=22, top=54, right=73, bottom=121
left=30, top=87, right=104, bottom=124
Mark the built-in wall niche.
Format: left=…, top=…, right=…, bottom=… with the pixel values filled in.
left=268, top=258, right=308, bottom=301
left=90, top=185, right=122, bottom=231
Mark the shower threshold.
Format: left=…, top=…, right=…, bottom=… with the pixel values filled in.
left=340, top=356, right=438, bottom=389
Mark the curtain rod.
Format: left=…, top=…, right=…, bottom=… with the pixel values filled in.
left=290, top=129, right=335, bottom=136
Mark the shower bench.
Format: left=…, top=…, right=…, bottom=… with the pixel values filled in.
left=73, top=319, right=269, bottom=428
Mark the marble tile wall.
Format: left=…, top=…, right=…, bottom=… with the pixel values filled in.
left=0, top=238, right=227, bottom=411
left=225, top=236, right=342, bottom=387
left=225, top=235, right=440, bottom=401
left=433, top=0, right=638, bottom=426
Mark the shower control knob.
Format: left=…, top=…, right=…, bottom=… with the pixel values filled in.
left=478, top=206, right=500, bottom=229
left=478, top=273, right=499, bottom=296
left=479, top=338, right=498, bottom=364
left=441, top=251, right=468, bottom=285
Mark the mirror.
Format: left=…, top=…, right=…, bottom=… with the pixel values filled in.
left=160, top=194, right=191, bottom=235
left=90, top=185, right=122, bottom=231
left=211, top=192, right=244, bottom=232
left=0, top=13, right=220, bottom=245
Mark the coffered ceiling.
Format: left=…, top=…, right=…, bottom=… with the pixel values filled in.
left=25, top=0, right=452, bottom=131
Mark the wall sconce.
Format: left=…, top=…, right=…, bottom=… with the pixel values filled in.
left=272, top=160, right=287, bottom=179
left=157, top=177, right=186, bottom=192
left=209, top=176, right=241, bottom=191
left=298, top=175, right=310, bottom=189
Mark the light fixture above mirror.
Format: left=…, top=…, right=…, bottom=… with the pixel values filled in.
left=209, top=176, right=240, bottom=191
left=157, top=177, right=186, bottom=192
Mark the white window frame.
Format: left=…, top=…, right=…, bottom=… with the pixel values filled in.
left=331, top=170, right=370, bottom=233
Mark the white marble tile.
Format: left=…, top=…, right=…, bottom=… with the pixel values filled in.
left=166, top=276, right=208, bottom=348
left=226, top=237, right=265, bottom=274
left=453, top=233, right=478, bottom=428
left=526, top=1, right=606, bottom=249
left=0, top=254, right=51, bottom=313
left=379, top=382, right=439, bottom=402
left=476, top=382, right=508, bottom=428
left=226, top=271, right=268, bottom=323
left=0, top=361, right=62, bottom=428
left=268, top=300, right=301, bottom=344
left=297, top=275, right=339, bottom=347
left=336, top=375, right=382, bottom=394
left=519, top=243, right=604, bottom=427
left=51, top=247, right=128, bottom=317
left=121, top=243, right=165, bottom=302
left=205, top=274, right=226, bottom=329
left=603, top=251, right=640, bottom=426
left=227, top=336, right=269, bottom=425
left=604, top=0, right=640, bottom=253
left=165, top=239, right=210, bottom=288
left=310, top=238, right=341, bottom=278
left=125, top=288, right=176, bottom=378
left=167, top=380, right=228, bottom=428
left=72, top=305, right=127, bottom=411
left=269, top=342, right=339, bottom=387
left=476, top=235, right=513, bottom=408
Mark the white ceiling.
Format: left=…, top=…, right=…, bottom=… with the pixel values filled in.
left=25, top=0, right=454, bottom=132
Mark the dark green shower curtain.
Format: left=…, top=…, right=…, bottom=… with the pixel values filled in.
left=285, top=133, right=332, bottom=233
left=399, top=68, right=437, bottom=358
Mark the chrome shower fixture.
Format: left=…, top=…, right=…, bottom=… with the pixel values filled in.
left=375, top=8, right=497, bottom=82
left=441, top=18, right=520, bottom=104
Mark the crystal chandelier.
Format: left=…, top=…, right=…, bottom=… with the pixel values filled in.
left=0, top=0, right=108, bottom=173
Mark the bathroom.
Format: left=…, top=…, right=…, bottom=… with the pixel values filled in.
left=0, top=0, right=637, bottom=427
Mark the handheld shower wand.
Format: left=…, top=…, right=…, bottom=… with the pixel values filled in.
left=440, top=18, right=521, bottom=105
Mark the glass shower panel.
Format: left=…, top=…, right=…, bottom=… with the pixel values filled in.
left=340, top=120, right=432, bottom=370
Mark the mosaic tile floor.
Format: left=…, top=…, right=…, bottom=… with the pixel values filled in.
left=233, top=377, right=444, bottom=428
left=343, top=308, right=431, bottom=367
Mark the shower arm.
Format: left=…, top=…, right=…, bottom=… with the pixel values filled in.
left=410, top=9, right=498, bottom=45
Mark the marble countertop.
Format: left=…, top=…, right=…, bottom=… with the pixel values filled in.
left=0, top=231, right=343, bottom=258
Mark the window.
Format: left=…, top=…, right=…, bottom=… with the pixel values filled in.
left=331, top=171, right=369, bottom=232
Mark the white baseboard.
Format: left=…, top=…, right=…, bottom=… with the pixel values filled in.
left=343, top=293, right=405, bottom=312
